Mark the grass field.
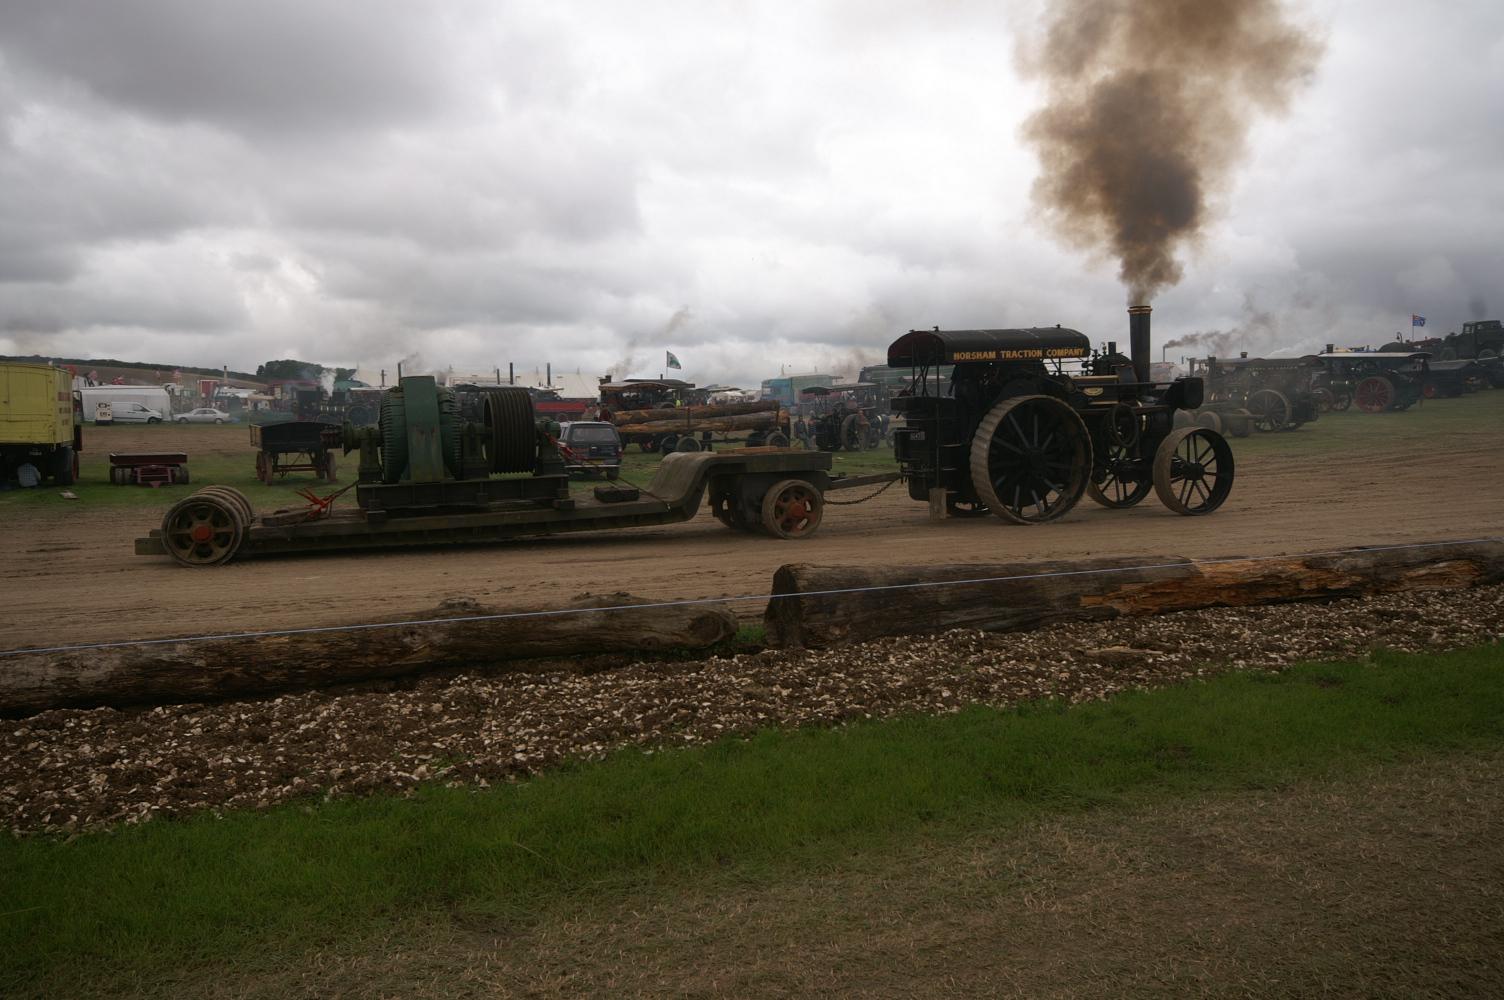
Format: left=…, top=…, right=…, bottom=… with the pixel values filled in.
left=4, top=390, right=1500, bottom=516
left=3, top=643, right=1502, bottom=997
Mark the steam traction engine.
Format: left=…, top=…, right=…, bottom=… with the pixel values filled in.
left=889, top=308, right=1233, bottom=523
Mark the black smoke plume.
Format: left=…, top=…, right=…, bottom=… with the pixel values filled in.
left=1020, top=0, right=1322, bottom=304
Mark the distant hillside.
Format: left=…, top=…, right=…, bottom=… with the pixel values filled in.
left=1, top=355, right=263, bottom=384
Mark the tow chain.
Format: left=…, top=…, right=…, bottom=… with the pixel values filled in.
left=546, top=433, right=669, bottom=503
left=824, top=477, right=899, bottom=505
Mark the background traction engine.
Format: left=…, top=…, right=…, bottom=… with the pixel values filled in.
left=887, top=308, right=1233, bottom=524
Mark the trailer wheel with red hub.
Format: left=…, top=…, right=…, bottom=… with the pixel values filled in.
left=760, top=479, right=823, bottom=538
left=1355, top=376, right=1395, bottom=413
left=161, top=490, right=247, bottom=566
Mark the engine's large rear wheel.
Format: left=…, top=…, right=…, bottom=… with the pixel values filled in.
left=969, top=395, right=1090, bottom=524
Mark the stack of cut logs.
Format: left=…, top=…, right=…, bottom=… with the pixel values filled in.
left=610, top=400, right=784, bottom=434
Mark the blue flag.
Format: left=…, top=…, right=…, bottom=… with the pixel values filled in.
left=666, top=351, right=682, bottom=370
left=1412, top=315, right=1426, bottom=327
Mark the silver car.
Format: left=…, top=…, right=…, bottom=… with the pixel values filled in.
left=174, top=407, right=232, bottom=425
left=109, top=402, right=164, bottom=424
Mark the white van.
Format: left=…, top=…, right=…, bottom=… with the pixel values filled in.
left=106, top=401, right=164, bottom=424
left=78, top=385, right=173, bottom=423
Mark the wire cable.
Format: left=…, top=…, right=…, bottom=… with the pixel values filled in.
left=4, top=536, right=1500, bottom=659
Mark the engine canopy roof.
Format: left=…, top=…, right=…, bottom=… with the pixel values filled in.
left=887, top=327, right=1091, bottom=367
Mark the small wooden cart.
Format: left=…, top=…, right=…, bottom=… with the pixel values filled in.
left=250, top=421, right=337, bottom=485
left=109, top=452, right=189, bottom=487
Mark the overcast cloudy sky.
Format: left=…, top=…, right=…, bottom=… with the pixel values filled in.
left=1, top=0, right=1500, bottom=386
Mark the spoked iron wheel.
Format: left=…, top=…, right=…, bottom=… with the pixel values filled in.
left=1332, top=392, right=1352, bottom=412
left=1086, top=442, right=1152, bottom=508
left=760, top=479, right=824, bottom=538
left=161, top=492, right=246, bottom=566
left=1314, top=388, right=1335, bottom=413
left=1247, top=389, right=1291, bottom=433
left=1355, top=377, right=1394, bottom=413
left=1152, top=428, right=1235, bottom=516
left=840, top=415, right=868, bottom=452
left=969, top=395, right=1090, bottom=524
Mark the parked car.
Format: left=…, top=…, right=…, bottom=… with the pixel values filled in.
left=558, top=421, right=622, bottom=479
left=110, top=402, right=164, bottom=424
left=174, top=407, right=232, bottom=424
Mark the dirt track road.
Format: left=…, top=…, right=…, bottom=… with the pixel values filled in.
left=5, top=416, right=1503, bottom=651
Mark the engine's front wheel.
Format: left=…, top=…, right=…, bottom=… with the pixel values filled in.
left=969, top=395, right=1090, bottom=524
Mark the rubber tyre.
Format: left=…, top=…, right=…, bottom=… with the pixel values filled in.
left=196, top=486, right=255, bottom=526
left=1153, top=428, right=1234, bottom=516
left=50, top=446, right=76, bottom=487
left=759, top=479, right=823, bottom=539
left=214, top=418, right=224, bottom=424
left=172, top=466, right=190, bottom=485
left=676, top=436, right=702, bottom=452
left=969, top=395, right=1090, bottom=525
left=765, top=432, right=789, bottom=448
left=148, top=417, right=161, bottom=424
left=176, top=418, right=188, bottom=424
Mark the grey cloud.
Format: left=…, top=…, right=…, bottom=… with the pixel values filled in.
left=0, top=1, right=1501, bottom=390
left=0, top=0, right=457, bottom=135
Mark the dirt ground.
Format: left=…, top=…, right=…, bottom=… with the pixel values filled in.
left=3, top=407, right=1503, bottom=651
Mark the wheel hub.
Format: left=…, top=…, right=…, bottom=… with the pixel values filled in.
left=1026, top=448, right=1049, bottom=474
left=190, top=523, right=216, bottom=543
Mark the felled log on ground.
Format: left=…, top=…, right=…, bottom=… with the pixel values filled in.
left=613, top=400, right=779, bottom=424
left=764, top=541, right=1504, bottom=649
left=612, top=412, right=782, bottom=434
left=1, top=593, right=738, bottom=716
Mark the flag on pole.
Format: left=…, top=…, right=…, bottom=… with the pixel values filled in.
left=666, top=351, right=682, bottom=370
left=1412, top=315, right=1426, bottom=327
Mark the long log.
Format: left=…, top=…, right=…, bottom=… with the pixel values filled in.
left=1, top=593, right=738, bottom=716
left=613, top=401, right=779, bottom=424
left=764, top=542, right=1504, bottom=648
left=614, top=412, right=782, bottom=434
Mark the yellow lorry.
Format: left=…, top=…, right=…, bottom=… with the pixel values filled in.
left=1, top=362, right=81, bottom=487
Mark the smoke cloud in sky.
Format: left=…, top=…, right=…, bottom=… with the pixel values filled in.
left=1021, top=0, right=1323, bottom=305
left=0, top=2, right=1500, bottom=384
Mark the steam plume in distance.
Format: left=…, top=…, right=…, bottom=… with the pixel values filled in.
left=1020, top=0, right=1323, bottom=305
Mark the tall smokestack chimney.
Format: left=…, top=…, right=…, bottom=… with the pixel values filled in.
left=1128, top=306, right=1152, bottom=383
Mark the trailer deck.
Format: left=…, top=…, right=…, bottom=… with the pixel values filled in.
left=138, top=448, right=899, bottom=564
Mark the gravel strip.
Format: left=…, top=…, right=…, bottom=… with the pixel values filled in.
left=5, top=585, right=1502, bottom=836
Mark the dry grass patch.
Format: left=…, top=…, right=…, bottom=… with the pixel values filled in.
left=207, top=752, right=1503, bottom=999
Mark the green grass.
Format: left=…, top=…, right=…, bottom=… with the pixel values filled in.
left=2, top=643, right=1501, bottom=993
left=1211, top=384, right=1504, bottom=458
left=0, top=422, right=336, bottom=512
